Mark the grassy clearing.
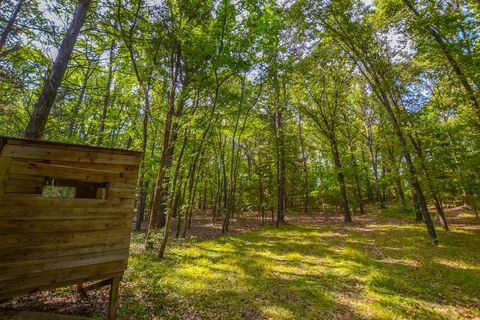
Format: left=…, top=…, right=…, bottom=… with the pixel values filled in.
left=121, top=210, right=480, bottom=319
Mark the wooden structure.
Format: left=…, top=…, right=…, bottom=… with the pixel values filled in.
left=0, top=137, right=142, bottom=319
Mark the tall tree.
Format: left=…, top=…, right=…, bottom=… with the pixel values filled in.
left=24, top=0, right=92, bottom=139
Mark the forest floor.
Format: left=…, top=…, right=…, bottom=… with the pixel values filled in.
left=1, top=208, right=479, bottom=320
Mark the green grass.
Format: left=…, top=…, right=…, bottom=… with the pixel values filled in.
left=121, top=211, right=480, bottom=319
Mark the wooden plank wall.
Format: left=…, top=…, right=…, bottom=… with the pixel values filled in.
left=0, top=137, right=141, bottom=300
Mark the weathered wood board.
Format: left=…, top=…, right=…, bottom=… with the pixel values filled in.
left=0, top=136, right=141, bottom=319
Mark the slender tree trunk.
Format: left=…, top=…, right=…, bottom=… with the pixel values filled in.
left=97, top=40, right=116, bottom=146
left=0, top=0, right=24, bottom=51
left=384, top=97, right=438, bottom=243
left=368, top=143, right=385, bottom=208
left=413, top=193, right=423, bottom=221
left=259, top=173, right=265, bottom=224
left=134, top=88, right=151, bottom=231
left=67, top=73, right=90, bottom=137
left=384, top=139, right=407, bottom=209
left=298, top=114, right=309, bottom=214
left=403, top=0, right=480, bottom=121
left=329, top=22, right=438, bottom=242
left=175, top=174, right=188, bottom=238
left=24, top=0, right=92, bottom=139
left=410, top=135, right=449, bottom=231
left=330, top=136, right=352, bottom=223
left=361, top=149, right=374, bottom=202
left=183, top=148, right=207, bottom=237
left=343, top=113, right=364, bottom=215
left=146, top=54, right=180, bottom=247
left=396, top=176, right=407, bottom=209
left=158, top=132, right=188, bottom=258
left=223, top=76, right=246, bottom=232
left=274, top=109, right=286, bottom=227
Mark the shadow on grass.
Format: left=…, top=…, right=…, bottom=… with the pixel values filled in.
left=121, top=211, right=480, bottom=320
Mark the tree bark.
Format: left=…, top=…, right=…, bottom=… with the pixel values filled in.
left=134, top=86, right=151, bottom=231
left=409, top=134, right=449, bottom=231
left=158, top=132, right=188, bottom=258
left=67, top=72, right=90, bottom=137
left=330, top=136, right=352, bottom=223
left=145, top=53, right=180, bottom=247
left=97, top=40, right=116, bottom=146
left=0, top=0, right=24, bottom=52
left=298, top=114, right=309, bottom=214
left=343, top=113, right=364, bottom=215
left=413, top=192, right=423, bottom=221
left=24, top=0, right=92, bottom=139
left=368, top=142, right=385, bottom=208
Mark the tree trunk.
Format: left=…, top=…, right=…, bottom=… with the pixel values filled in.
left=134, top=87, right=151, bottom=231
left=158, top=132, right=188, bottom=258
left=361, top=149, right=374, bottom=202
left=0, top=0, right=24, bottom=51
left=368, top=143, right=385, bottom=208
left=223, top=76, right=246, bottom=232
left=97, top=40, right=116, bottom=146
left=329, top=21, right=438, bottom=242
left=330, top=136, right=352, bottom=223
left=383, top=97, right=437, bottom=243
left=298, top=114, right=309, bottom=214
left=24, top=0, right=92, bottom=139
left=145, top=54, right=180, bottom=247
left=274, top=109, right=286, bottom=227
left=403, top=0, right=480, bottom=121
left=409, top=135, right=449, bottom=231
left=67, top=74, right=90, bottom=137
left=343, top=113, right=364, bottom=215
left=396, top=176, right=407, bottom=209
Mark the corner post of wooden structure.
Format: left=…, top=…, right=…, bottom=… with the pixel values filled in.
left=108, top=276, right=121, bottom=320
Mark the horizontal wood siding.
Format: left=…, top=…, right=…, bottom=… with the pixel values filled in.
left=0, top=136, right=140, bottom=301
left=2, top=145, right=140, bottom=165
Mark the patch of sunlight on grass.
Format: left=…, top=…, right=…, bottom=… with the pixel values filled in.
left=357, top=295, right=448, bottom=320
left=435, top=258, right=480, bottom=271
left=260, top=305, right=295, bottom=320
left=122, top=208, right=480, bottom=319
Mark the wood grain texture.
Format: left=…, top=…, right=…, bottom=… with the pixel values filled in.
left=0, top=136, right=140, bottom=305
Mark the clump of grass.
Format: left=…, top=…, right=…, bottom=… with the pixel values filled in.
left=121, top=209, right=480, bottom=319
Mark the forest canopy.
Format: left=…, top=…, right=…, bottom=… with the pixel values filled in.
left=1, top=0, right=480, bottom=252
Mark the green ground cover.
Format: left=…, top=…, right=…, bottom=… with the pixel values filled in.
left=121, top=210, right=480, bottom=319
